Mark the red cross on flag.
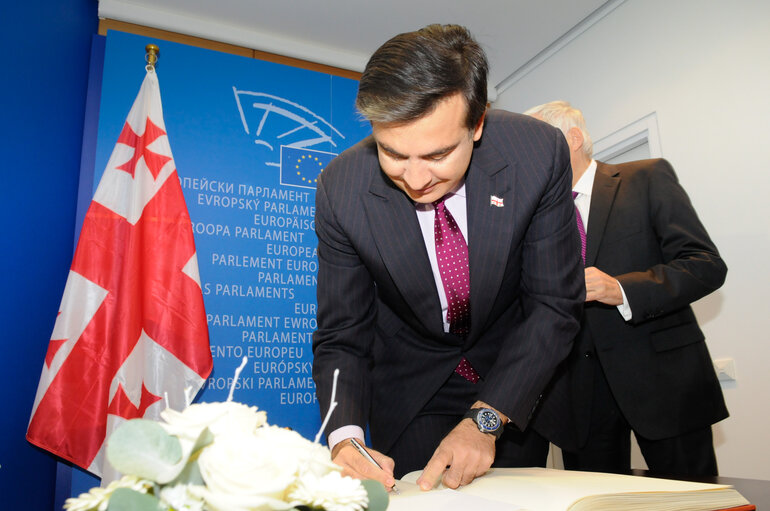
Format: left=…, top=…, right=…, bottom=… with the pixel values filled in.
left=26, top=68, right=212, bottom=479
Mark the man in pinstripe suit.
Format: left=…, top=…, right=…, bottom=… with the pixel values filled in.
left=312, top=24, right=584, bottom=491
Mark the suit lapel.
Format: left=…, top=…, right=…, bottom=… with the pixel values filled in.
left=586, top=162, right=620, bottom=266
left=360, top=141, right=513, bottom=337
left=363, top=172, right=444, bottom=334
left=465, top=143, right=513, bottom=339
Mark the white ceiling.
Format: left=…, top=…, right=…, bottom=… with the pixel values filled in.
left=98, top=0, right=618, bottom=98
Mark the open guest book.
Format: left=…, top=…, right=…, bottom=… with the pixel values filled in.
left=388, top=467, right=754, bottom=511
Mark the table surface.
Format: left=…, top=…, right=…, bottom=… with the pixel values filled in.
left=630, top=469, right=770, bottom=508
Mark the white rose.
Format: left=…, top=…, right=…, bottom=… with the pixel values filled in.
left=254, top=425, right=339, bottom=478
left=196, top=432, right=298, bottom=511
left=160, top=401, right=267, bottom=442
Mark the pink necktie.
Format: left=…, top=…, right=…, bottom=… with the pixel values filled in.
left=434, top=198, right=478, bottom=383
left=572, top=191, right=586, bottom=264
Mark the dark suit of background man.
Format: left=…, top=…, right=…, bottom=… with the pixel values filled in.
left=312, top=25, right=584, bottom=491
left=525, top=101, right=728, bottom=476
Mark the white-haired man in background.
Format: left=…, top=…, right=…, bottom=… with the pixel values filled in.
left=525, top=100, right=728, bottom=476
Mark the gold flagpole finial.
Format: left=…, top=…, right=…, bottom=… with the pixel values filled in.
left=145, top=44, right=160, bottom=69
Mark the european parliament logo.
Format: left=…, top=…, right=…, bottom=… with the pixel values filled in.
left=280, top=146, right=336, bottom=189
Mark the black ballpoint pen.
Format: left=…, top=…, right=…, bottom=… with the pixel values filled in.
left=349, top=438, right=400, bottom=494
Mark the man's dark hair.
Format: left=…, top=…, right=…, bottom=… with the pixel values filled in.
left=356, top=24, right=488, bottom=130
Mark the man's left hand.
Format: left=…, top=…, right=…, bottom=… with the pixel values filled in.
left=584, top=266, right=623, bottom=305
left=416, top=418, right=495, bottom=490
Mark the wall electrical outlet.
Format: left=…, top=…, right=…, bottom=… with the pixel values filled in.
left=713, top=358, right=736, bottom=382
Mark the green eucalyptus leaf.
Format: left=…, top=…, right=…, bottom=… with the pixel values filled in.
left=106, top=488, right=164, bottom=511
left=189, top=426, right=215, bottom=457
left=165, top=424, right=214, bottom=486
left=106, top=419, right=182, bottom=481
left=168, top=457, right=205, bottom=486
left=361, top=479, right=389, bottom=511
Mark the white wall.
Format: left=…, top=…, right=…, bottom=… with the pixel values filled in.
left=495, top=0, right=770, bottom=479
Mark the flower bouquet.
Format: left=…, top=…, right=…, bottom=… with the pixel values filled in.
left=64, top=367, right=388, bottom=511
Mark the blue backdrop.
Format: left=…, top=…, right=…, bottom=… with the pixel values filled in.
left=90, top=30, right=371, bottom=440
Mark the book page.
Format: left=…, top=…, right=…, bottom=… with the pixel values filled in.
left=400, top=467, right=748, bottom=511
left=388, top=481, right=528, bottom=511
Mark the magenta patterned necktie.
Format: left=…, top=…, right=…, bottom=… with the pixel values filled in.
left=573, top=191, right=586, bottom=264
left=434, top=198, right=471, bottom=335
left=434, top=198, right=479, bottom=383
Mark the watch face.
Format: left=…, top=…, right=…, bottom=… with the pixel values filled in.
left=477, top=408, right=501, bottom=433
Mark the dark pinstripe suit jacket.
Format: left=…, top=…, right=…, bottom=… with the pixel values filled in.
left=569, top=159, right=728, bottom=444
left=312, top=110, right=584, bottom=454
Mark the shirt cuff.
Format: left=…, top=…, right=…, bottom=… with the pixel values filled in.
left=328, top=425, right=366, bottom=452
left=616, top=281, right=633, bottom=321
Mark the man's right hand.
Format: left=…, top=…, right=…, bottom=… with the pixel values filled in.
left=584, top=266, right=623, bottom=305
left=332, top=439, right=397, bottom=491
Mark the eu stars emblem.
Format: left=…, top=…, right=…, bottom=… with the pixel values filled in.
left=280, top=146, right=336, bottom=189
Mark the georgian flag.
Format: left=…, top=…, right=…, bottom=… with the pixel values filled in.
left=26, top=68, right=212, bottom=479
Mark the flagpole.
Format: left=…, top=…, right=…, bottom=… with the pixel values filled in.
left=145, top=44, right=159, bottom=69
